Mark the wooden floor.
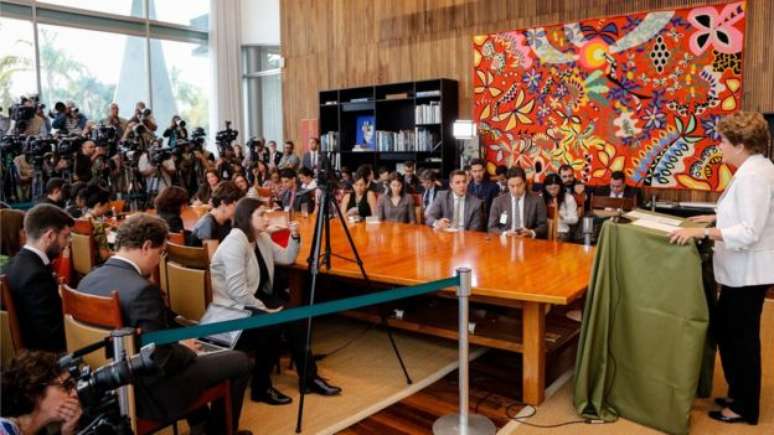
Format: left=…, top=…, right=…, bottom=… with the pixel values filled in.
left=338, top=350, right=522, bottom=434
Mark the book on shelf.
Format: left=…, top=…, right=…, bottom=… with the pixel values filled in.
left=323, top=100, right=338, bottom=105
left=321, top=131, right=339, bottom=152
left=416, top=90, right=441, bottom=98
left=415, top=102, right=441, bottom=124
left=384, top=92, right=410, bottom=100
left=349, top=97, right=370, bottom=103
left=375, top=129, right=437, bottom=153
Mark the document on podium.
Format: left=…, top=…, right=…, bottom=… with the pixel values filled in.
left=625, top=210, right=683, bottom=234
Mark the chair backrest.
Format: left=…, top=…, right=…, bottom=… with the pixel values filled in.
left=164, top=242, right=211, bottom=321
left=271, top=228, right=290, bottom=248
left=546, top=203, right=559, bottom=241
left=257, top=187, right=272, bottom=198
left=167, top=262, right=210, bottom=321
left=590, top=195, right=635, bottom=211
left=71, top=218, right=96, bottom=276
left=166, top=242, right=209, bottom=269
left=411, top=193, right=423, bottom=224
left=168, top=232, right=186, bottom=245
left=110, top=199, right=126, bottom=214
left=60, top=284, right=123, bottom=368
left=0, top=275, right=24, bottom=367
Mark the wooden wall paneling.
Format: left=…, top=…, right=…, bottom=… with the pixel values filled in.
left=282, top=0, right=772, bottom=203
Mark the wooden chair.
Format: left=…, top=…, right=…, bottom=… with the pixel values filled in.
left=168, top=232, right=186, bottom=245
left=589, top=195, right=635, bottom=212
left=0, top=275, right=24, bottom=367
left=411, top=193, right=423, bottom=224
left=257, top=187, right=273, bottom=198
left=71, top=219, right=96, bottom=277
left=164, top=242, right=211, bottom=321
left=271, top=228, right=291, bottom=248
left=546, top=203, right=560, bottom=241
left=110, top=199, right=126, bottom=214
left=60, top=285, right=233, bottom=435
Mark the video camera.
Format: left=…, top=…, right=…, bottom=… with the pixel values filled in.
left=0, top=134, right=25, bottom=156
left=92, top=123, right=118, bottom=156
left=215, top=121, right=238, bottom=153
left=57, top=337, right=156, bottom=435
left=23, top=135, right=57, bottom=167
left=9, top=96, right=39, bottom=133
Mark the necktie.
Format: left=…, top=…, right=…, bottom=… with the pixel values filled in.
left=312, top=152, right=317, bottom=168
left=511, top=196, right=521, bottom=232
left=424, top=190, right=429, bottom=208
left=452, top=196, right=462, bottom=228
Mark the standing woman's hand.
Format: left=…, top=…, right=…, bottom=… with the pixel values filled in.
left=688, top=214, right=716, bottom=224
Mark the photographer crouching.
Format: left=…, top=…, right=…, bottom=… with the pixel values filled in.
left=1, top=351, right=82, bottom=435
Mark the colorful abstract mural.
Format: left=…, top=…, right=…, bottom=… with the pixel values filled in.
left=473, top=1, right=745, bottom=191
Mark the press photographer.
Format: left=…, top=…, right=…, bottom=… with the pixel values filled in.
left=73, top=139, right=97, bottom=183
left=215, top=121, right=240, bottom=180
left=8, top=96, right=47, bottom=136
left=1, top=351, right=82, bottom=435
left=175, top=127, right=213, bottom=196
left=101, top=103, right=128, bottom=139
left=51, top=101, right=87, bottom=135
left=128, top=101, right=157, bottom=132
left=163, top=115, right=188, bottom=148
left=138, top=142, right=176, bottom=198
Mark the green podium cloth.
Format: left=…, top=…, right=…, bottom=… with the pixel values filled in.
left=573, top=216, right=711, bottom=435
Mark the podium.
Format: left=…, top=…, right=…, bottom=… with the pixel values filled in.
left=573, top=214, right=714, bottom=435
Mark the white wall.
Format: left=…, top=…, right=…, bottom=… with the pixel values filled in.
left=241, top=0, right=280, bottom=46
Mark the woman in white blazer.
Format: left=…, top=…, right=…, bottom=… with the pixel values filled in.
left=210, top=198, right=341, bottom=405
left=671, top=111, right=774, bottom=425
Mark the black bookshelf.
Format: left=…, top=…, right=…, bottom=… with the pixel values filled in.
left=319, top=79, right=458, bottom=176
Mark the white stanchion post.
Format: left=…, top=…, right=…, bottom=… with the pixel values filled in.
left=111, top=328, right=134, bottom=417
left=433, top=268, right=496, bottom=435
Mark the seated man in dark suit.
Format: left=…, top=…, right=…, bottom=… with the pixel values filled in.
left=467, top=158, right=500, bottom=214
left=6, top=204, right=73, bottom=352
left=593, top=170, right=643, bottom=205
left=277, top=168, right=314, bottom=212
left=487, top=167, right=548, bottom=238
left=426, top=169, right=484, bottom=231
left=78, top=214, right=251, bottom=435
left=38, top=177, right=67, bottom=209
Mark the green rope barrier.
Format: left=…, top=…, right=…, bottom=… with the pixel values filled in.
left=141, top=275, right=460, bottom=347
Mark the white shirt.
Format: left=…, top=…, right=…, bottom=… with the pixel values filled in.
left=714, top=154, right=774, bottom=287
left=610, top=190, right=624, bottom=199
left=301, top=179, right=318, bottom=191
left=557, top=193, right=579, bottom=233
left=310, top=151, right=318, bottom=168
left=23, top=244, right=50, bottom=265
left=111, top=255, right=143, bottom=276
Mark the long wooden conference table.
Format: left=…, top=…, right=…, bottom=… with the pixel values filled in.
left=279, top=215, right=595, bottom=405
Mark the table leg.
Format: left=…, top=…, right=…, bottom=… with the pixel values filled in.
left=522, top=301, right=546, bottom=405
left=288, top=270, right=305, bottom=307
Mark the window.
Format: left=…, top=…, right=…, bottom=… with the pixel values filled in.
left=0, top=17, right=37, bottom=110
left=150, top=0, right=209, bottom=30
left=243, top=46, right=282, bottom=144
left=152, top=38, right=210, bottom=135
left=36, top=0, right=141, bottom=18
left=38, top=23, right=148, bottom=123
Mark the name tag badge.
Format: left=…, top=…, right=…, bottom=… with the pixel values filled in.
left=499, top=212, right=508, bottom=225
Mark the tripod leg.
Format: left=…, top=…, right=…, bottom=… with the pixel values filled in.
left=330, top=197, right=413, bottom=385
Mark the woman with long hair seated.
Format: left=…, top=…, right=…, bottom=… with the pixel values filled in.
left=154, top=185, right=190, bottom=235
left=340, top=172, right=377, bottom=219
left=82, top=184, right=113, bottom=263
left=541, top=173, right=578, bottom=241
left=376, top=172, right=416, bottom=223
left=194, top=169, right=221, bottom=205
left=209, top=198, right=341, bottom=404
left=1, top=351, right=82, bottom=435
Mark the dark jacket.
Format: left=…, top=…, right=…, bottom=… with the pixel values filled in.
left=467, top=180, right=500, bottom=216
left=593, top=185, right=643, bottom=205
left=425, top=190, right=485, bottom=231
left=77, top=259, right=196, bottom=379
left=487, top=192, right=548, bottom=238
left=5, top=249, right=66, bottom=352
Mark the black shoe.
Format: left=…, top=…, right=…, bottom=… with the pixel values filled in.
left=714, top=397, right=734, bottom=408
left=251, top=387, right=292, bottom=405
left=302, top=377, right=342, bottom=396
left=708, top=410, right=747, bottom=424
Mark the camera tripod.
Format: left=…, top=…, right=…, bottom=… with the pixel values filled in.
left=295, top=170, right=412, bottom=433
